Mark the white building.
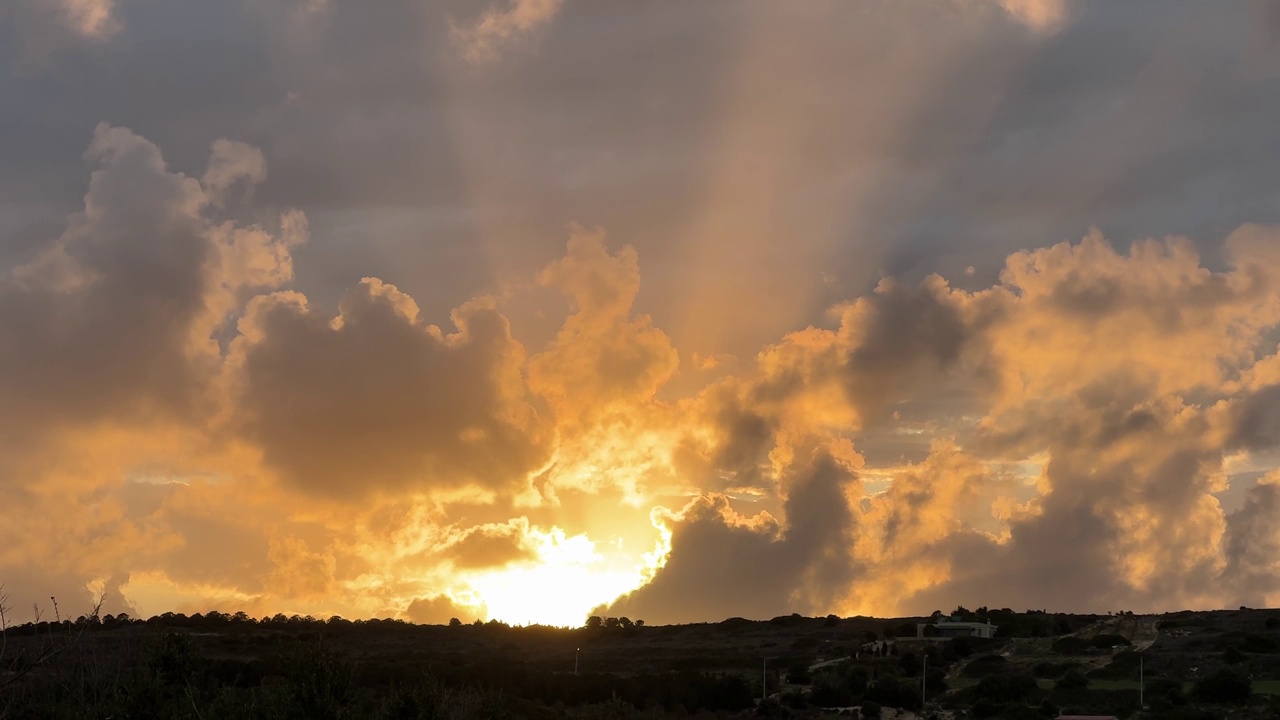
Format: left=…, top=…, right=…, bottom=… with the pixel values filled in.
left=915, top=614, right=996, bottom=639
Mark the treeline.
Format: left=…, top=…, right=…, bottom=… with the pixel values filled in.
left=0, top=610, right=565, bottom=638
left=0, top=629, right=754, bottom=719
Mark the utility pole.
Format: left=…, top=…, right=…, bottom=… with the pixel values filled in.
left=922, top=653, right=927, bottom=707
left=762, top=658, right=767, bottom=703
left=575, top=648, right=580, bottom=676
left=1140, top=655, right=1144, bottom=708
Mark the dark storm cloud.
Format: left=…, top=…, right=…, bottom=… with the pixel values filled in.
left=605, top=451, right=859, bottom=624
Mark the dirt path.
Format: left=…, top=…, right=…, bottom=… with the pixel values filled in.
left=942, top=615, right=1161, bottom=689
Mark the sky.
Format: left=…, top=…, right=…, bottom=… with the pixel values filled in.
left=2, top=0, right=1280, bottom=627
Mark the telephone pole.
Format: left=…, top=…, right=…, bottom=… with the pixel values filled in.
left=922, top=653, right=928, bottom=707
left=762, top=657, right=767, bottom=703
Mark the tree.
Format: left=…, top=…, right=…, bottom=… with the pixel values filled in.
left=449, top=617, right=462, bottom=627
left=585, top=615, right=603, bottom=630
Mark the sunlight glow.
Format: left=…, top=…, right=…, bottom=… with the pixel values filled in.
left=465, top=526, right=667, bottom=627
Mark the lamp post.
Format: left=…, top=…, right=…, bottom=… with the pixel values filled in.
left=575, top=647, right=580, bottom=676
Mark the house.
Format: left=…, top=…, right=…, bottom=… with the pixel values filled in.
left=915, top=613, right=996, bottom=639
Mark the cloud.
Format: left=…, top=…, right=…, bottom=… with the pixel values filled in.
left=406, top=595, right=473, bottom=624
left=8, top=36, right=1280, bottom=627
left=529, top=227, right=678, bottom=425
left=202, top=139, right=267, bottom=206
left=442, top=520, right=538, bottom=569
left=642, top=223, right=1280, bottom=618
left=0, top=124, right=305, bottom=620
left=451, top=0, right=565, bottom=65
left=606, top=448, right=860, bottom=624
left=59, top=0, right=117, bottom=38
left=0, top=124, right=300, bottom=452
left=229, top=282, right=548, bottom=499
left=997, top=0, right=1069, bottom=33
left=1221, top=474, right=1280, bottom=606
left=1, top=0, right=120, bottom=66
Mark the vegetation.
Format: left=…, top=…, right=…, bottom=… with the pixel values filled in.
left=4, top=596, right=1280, bottom=718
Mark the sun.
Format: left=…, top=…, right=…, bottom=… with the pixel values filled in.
left=462, top=527, right=667, bottom=627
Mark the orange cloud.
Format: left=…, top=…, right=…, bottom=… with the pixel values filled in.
left=9, top=124, right=1280, bottom=626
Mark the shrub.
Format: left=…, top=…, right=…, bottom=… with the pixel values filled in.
left=864, top=678, right=921, bottom=710
left=1032, top=661, right=1072, bottom=679
left=1191, top=668, right=1251, bottom=704
left=1051, top=636, right=1090, bottom=654
left=975, top=672, right=1040, bottom=704
left=1145, top=677, right=1188, bottom=709
left=961, top=654, right=1008, bottom=677
left=947, top=636, right=974, bottom=659
left=1241, top=633, right=1279, bottom=653
left=1090, top=633, right=1131, bottom=649
left=1055, top=669, right=1088, bottom=691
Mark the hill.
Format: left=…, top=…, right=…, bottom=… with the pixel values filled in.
left=3, top=607, right=1280, bottom=718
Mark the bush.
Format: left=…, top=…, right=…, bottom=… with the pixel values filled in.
left=975, top=672, right=1040, bottom=704
left=864, top=678, right=921, bottom=710
left=1090, top=633, right=1131, bottom=649
left=1051, top=636, right=1090, bottom=654
left=1087, top=649, right=1141, bottom=679
left=1055, top=669, right=1088, bottom=691
left=860, top=701, right=881, bottom=719
left=811, top=676, right=853, bottom=708
left=1144, top=678, right=1188, bottom=711
left=947, top=636, right=974, bottom=659
left=961, top=654, right=1008, bottom=677
left=1032, top=661, right=1072, bottom=679
left=970, top=699, right=1001, bottom=718
left=1142, top=709, right=1221, bottom=720
left=1191, top=668, right=1251, bottom=704
left=1241, top=633, right=1279, bottom=653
